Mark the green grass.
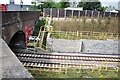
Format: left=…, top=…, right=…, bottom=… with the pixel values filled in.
left=28, top=69, right=119, bottom=79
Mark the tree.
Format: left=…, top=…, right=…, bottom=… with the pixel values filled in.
left=77, top=0, right=102, bottom=11
left=59, top=2, right=70, bottom=8
left=98, top=6, right=108, bottom=11
left=30, top=0, right=70, bottom=11
left=30, top=0, right=38, bottom=11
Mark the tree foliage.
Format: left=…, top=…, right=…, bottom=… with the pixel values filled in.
left=59, top=2, right=70, bottom=8
left=31, top=0, right=70, bottom=11
left=77, top=0, right=106, bottom=11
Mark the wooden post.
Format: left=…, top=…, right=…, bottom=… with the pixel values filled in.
left=77, top=31, right=79, bottom=37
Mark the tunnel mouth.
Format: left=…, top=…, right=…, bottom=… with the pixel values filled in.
left=9, top=31, right=26, bottom=49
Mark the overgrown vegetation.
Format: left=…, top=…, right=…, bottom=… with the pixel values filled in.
left=29, top=69, right=119, bottom=78
left=33, top=19, right=46, bottom=36
left=53, top=16, right=118, bottom=34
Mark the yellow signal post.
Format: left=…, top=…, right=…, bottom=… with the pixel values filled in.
left=105, top=62, right=108, bottom=71
left=99, top=64, right=102, bottom=73
left=59, top=64, right=62, bottom=72
left=65, top=64, right=68, bottom=75
left=52, top=65, right=54, bottom=72
left=79, top=64, right=82, bottom=73
left=92, top=65, right=95, bottom=73
left=116, top=67, right=119, bottom=73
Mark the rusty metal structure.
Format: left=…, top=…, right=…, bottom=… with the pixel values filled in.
left=2, top=11, right=40, bottom=48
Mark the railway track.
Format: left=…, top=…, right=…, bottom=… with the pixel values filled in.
left=14, top=50, right=119, bottom=71
left=16, top=52, right=120, bottom=62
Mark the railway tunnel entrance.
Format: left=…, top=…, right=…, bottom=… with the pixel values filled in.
left=9, top=31, right=26, bottom=49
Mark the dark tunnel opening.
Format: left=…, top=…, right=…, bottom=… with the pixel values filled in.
left=9, top=31, right=26, bottom=49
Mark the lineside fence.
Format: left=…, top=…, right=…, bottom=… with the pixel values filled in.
left=43, top=8, right=118, bottom=19
left=50, top=31, right=119, bottom=40
left=27, top=30, right=119, bottom=53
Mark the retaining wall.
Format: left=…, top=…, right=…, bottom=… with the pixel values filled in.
left=47, top=38, right=119, bottom=54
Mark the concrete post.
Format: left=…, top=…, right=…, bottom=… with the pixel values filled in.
left=57, top=9, right=59, bottom=18
left=92, top=11, right=94, bottom=18
left=98, top=11, right=100, bottom=18
left=78, top=10, right=80, bottom=20
left=85, top=10, right=87, bottom=17
left=50, top=8, right=52, bottom=17
left=72, top=10, right=74, bottom=19
left=43, top=8, right=45, bottom=15
left=103, top=12, right=105, bottom=18
left=64, top=9, right=66, bottom=19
